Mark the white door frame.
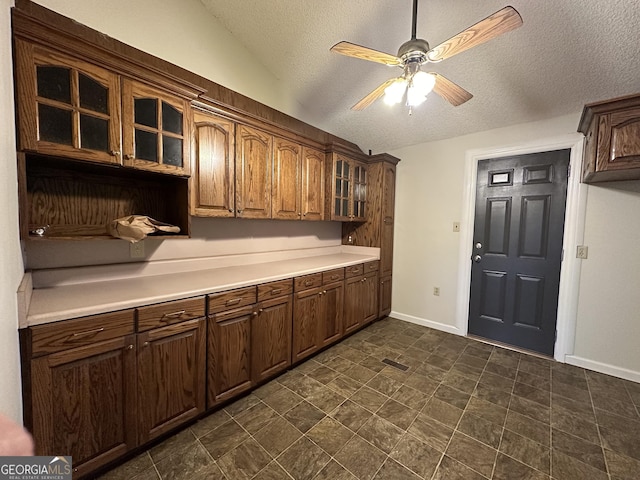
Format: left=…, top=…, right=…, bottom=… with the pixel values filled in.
left=454, top=134, right=588, bottom=362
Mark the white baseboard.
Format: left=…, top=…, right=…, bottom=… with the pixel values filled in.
left=389, top=311, right=462, bottom=336
left=565, top=355, right=640, bottom=383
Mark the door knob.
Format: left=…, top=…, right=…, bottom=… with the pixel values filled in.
left=473, top=255, right=482, bottom=263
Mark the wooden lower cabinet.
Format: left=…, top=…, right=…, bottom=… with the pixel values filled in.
left=29, top=334, right=137, bottom=479
left=292, top=286, right=323, bottom=362
left=208, top=305, right=253, bottom=406
left=344, top=265, right=379, bottom=333
left=380, top=275, right=392, bottom=317
left=293, top=273, right=345, bottom=362
left=319, top=281, right=344, bottom=347
left=252, top=294, right=293, bottom=383
left=137, top=318, right=206, bottom=444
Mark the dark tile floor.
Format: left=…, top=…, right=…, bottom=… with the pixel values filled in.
left=99, top=317, right=640, bottom=480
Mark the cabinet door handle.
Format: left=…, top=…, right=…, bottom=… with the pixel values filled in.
left=259, top=308, right=264, bottom=313
left=161, top=310, right=186, bottom=321
left=323, top=290, right=327, bottom=294
left=252, top=311, right=258, bottom=317
left=304, top=280, right=314, bottom=287
left=71, top=327, right=104, bottom=338
left=127, top=344, right=134, bottom=350
left=270, top=288, right=282, bottom=295
left=237, top=209, right=243, bottom=214
left=110, top=150, right=120, bottom=157
left=228, top=208, right=233, bottom=213
left=318, top=292, right=323, bottom=296
left=143, top=341, right=149, bottom=347
left=225, top=298, right=243, bottom=306
left=297, top=212, right=301, bottom=216
left=330, top=275, right=339, bottom=280
left=124, top=154, right=134, bottom=160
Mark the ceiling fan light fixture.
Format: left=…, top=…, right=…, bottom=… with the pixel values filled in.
left=383, top=78, right=407, bottom=106
left=406, top=71, right=435, bottom=106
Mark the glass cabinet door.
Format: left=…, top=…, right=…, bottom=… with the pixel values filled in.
left=122, top=79, right=190, bottom=176
left=15, top=39, right=121, bottom=165
left=333, top=156, right=351, bottom=220
left=353, top=163, right=367, bottom=220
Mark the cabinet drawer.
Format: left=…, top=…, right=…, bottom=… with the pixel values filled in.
left=137, top=297, right=205, bottom=332
left=364, top=261, right=380, bottom=273
left=345, top=264, right=364, bottom=278
left=295, top=273, right=323, bottom=291
left=258, top=279, right=293, bottom=301
left=323, top=268, right=345, bottom=285
left=31, top=310, right=135, bottom=356
left=208, top=286, right=257, bottom=314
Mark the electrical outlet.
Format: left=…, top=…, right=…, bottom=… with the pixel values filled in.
left=453, top=222, right=460, bottom=232
left=433, top=287, right=440, bottom=296
left=576, top=245, right=588, bottom=259
left=130, top=241, right=145, bottom=258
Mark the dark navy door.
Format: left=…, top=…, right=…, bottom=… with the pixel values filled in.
left=468, top=149, right=570, bottom=355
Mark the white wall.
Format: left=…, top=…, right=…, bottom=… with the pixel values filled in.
left=34, top=0, right=315, bottom=125
left=390, top=112, right=640, bottom=378
left=0, top=0, right=24, bottom=423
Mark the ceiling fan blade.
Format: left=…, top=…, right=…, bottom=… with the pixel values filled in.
left=427, top=6, right=523, bottom=62
left=432, top=74, right=473, bottom=106
left=331, top=41, right=401, bottom=66
left=352, top=78, right=399, bottom=110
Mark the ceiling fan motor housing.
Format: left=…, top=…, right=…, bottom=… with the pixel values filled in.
left=397, top=38, right=430, bottom=64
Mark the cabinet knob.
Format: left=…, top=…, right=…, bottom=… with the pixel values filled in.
left=297, top=212, right=301, bottom=216
left=127, top=344, right=134, bottom=350
left=318, top=292, right=323, bottom=296
left=124, top=154, right=135, bottom=160
left=303, top=213, right=307, bottom=217
left=323, top=290, right=327, bottom=294
left=228, top=208, right=233, bottom=213
left=143, top=341, right=149, bottom=347
left=237, top=209, right=243, bottom=214
left=252, top=311, right=258, bottom=317
left=110, top=150, right=120, bottom=157
left=259, top=308, right=264, bottom=313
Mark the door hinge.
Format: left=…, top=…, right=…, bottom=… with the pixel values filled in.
left=567, top=163, right=571, bottom=178
left=561, top=249, right=564, bottom=262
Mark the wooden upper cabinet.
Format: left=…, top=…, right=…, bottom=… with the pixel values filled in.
left=236, top=124, right=272, bottom=219
left=191, top=109, right=235, bottom=217
left=122, top=79, right=191, bottom=176
left=301, top=147, right=325, bottom=221
left=326, top=153, right=367, bottom=221
left=272, top=137, right=302, bottom=220
left=580, top=95, right=640, bottom=182
left=14, top=39, right=121, bottom=165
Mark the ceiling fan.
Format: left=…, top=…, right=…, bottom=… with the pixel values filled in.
left=330, top=1, right=523, bottom=111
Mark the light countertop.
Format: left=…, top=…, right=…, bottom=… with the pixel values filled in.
left=26, top=252, right=379, bottom=326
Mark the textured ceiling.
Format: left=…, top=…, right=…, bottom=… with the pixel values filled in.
left=199, top=0, right=640, bottom=153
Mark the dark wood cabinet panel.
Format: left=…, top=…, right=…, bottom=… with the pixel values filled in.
left=272, top=137, right=301, bottom=220
left=30, top=335, right=136, bottom=479
left=380, top=275, right=392, bottom=317
left=343, top=275, right=362, bottom=335
left=319, top=281, right=344, bottom=347
left=137, top=318, right=206, bottom=443
left=580, top=95, right=640, bottom=182
left=235, top=124, right=272, bottom=219
left=362, top=272, right=379, bottom=325
left=191, top=109, right=235, bottom=217
left=208, top=306, right=253, bottom=405
left=292, top=286, right=323, bottom=362
left=252, top=295, right=292, bottom=384
left=301, top=147, right=325, bottom=221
